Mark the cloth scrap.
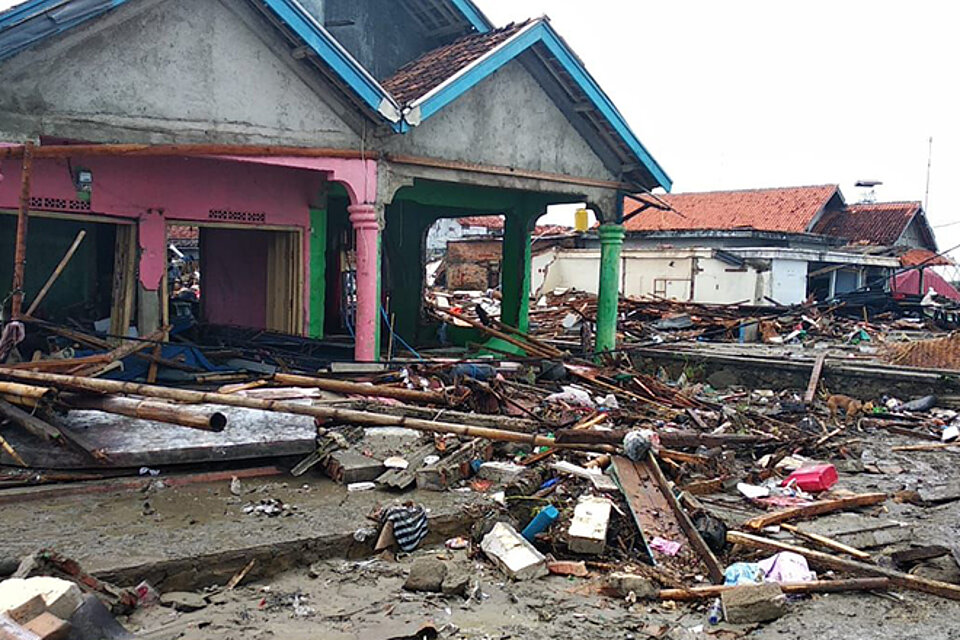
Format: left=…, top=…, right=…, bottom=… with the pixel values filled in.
left=380, top=504, right=429, bottom=552
left=0, top=321, right=24, bottom=362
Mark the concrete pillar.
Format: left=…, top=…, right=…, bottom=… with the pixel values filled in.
left=348, top=203, right=381, bottom=361
left=137, top=209, right=166, bottom=333
left=595, top=223, right=624, bottom=355
left=500, top=213, right=532, bottom=332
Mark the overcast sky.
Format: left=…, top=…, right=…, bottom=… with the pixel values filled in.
left=0, top=1, right=955, bottom=254
left=482, top=1, right=959, bottom=255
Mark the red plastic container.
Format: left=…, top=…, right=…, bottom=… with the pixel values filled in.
left=782, top=464, right=837, bottom=492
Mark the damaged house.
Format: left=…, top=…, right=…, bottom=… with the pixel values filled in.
left=0, top=0, right=670, bottom=362
left=537, top=185, right=945, bottom=305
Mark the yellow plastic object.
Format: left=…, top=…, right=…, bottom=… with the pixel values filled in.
left=574, top=208, right=589, bottom=232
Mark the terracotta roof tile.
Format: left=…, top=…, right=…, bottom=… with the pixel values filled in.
left=457, top=215, right=504, bottom=230
left=899, top=247, right=953, bottom=267
left=381, top=20, right=532, bottom=105
left=623, top=185, right=839, bottom=234
left=812, top=201, right=920, bottom=246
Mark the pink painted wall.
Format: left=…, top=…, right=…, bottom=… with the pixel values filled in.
left=0, top=155, right=321, bottom=326
left=201, top=228, right=269, bottom=328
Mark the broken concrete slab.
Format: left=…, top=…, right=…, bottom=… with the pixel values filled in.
left=0, top=578, right=82, bottom=621
left=568, top=496, right=612, bottom=555
left=480, top=522, right=548, bottom=581
left=721, top=583, right=786, bottom=623
left=477, top=462, right=527, bottom=485
left=159, top=592, right=207, bottom=612
left=403, top=558, right=447, bottom=593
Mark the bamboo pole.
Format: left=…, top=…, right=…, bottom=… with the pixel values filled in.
left=657, top=577, right=890, bottom=601
left=0, top=369, right=609, bottom=452
left=25, top=230, right=86, bottom=316
left=430, top=308, right=554, bottom=357
left=60, top=394, right=227, bottom=432
left=10, top=141, right=34, bottom=319
left=0, top=433, right=27, bottom=466
left=727, top=530, right=960, bottom=601
left=271, top=373, right=449, bottom=405
left=780, top=523, right=871, bottom=560
left=0, top=381, right=54, bottom=406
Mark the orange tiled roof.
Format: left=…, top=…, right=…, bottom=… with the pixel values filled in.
left=624, top=185, right=839, bottom=233
left=381, top=21, right=532, bottom=105
left=812, top=201, right=921, bottom=246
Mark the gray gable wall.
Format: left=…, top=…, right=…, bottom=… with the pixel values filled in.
left=383, top=60, right=618, bottom=182
left=325, top=0, right=446, bottom=81
left=0, top=0, right=362, bottom=147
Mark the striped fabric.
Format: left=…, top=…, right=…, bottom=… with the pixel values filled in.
left=381, top=504, right=429, bottom=552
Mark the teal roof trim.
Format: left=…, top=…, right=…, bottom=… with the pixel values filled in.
left=411, top=20, right=671, bottom=191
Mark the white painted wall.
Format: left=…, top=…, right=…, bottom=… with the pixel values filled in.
left=770, top=259, right=808, bottom=305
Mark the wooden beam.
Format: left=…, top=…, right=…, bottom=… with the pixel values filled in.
left=25, top=230, right=86, bottom=317
left=744, top=493, right=887, bottom=530
left=728, top=530, right=960, bottom=601
left=804, top=353, right=827, bottom=405
left=10, top=141, right=34, bottom=318
left=780, top=523, right=871, bottom=560
left=658, top=577, right=890, bottom=601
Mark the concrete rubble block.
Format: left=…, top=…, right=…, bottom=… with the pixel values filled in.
left=605, top=572, right=658, bottom=599
left=477, top=462, right=527, bottom=485
left=568, top=496, right=613, bottom=555
left=403, top=558, right=448, bottom=593
left=721, top=583, right=786, bottom=624
left=21, top=612, right=69, bottom=640
left=480, top=522, right=548, bottom=581
left=325, top=450, right=385, bottom=485
left=440, top=572, right=471, bottom=596
left=0, top=578, right=83, bottom=621
left=0, top=614, right=41, bottom=640
left=159, top=591, right=207, bottom=612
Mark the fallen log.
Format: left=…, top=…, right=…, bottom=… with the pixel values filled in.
left=60, top=394, right=227, bottom=432
left=0, top=370, right=609, bottom=452
left=727, top=530, right=960, bottom=601
left=271, top=373, right=449, bottom=405
left=744, top=493, right=887, bottom=530
left=658, top=577, right=889, bottom=601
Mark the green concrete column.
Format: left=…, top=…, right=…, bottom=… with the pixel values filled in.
left=500, top=212, right=533, bottom=332
left=308, top=208, right=327, bottom=339
left=595, top=223, right=625, bottom=355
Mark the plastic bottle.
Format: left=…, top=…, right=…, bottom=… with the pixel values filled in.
left=521, top=505, right=559, bottom=541
left=708, top=598, right=723, bottom=625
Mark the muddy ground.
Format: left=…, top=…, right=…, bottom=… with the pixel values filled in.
left=4, top=422, right=960, bottom=638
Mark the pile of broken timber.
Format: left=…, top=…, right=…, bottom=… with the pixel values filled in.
left=0, top=368, right=616, bottom=468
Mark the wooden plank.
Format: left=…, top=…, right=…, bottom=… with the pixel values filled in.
left=643, top=453, right=724, bottom=583
left=612, top=455, right=722, bottom=581
left=890, top=545, right=950, bottom=567
left=744, top=493, right=887, bottom=530
left=25, top=230, right=86, bottom=317
left=728, top=530, right=960, bottom=601
left=804, top=353, right=827, bottom=405
left=10, top=141, right=34, bottom=319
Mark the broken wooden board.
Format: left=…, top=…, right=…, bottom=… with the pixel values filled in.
left=0, top=405, right=316, bottom=468
left=802, top=514, right=913, bottom=550
left=376, top=443, right=440, bottom=491
left=612, top=455, right=723, bottom=582
left=416, top=440, right=491, bottom=491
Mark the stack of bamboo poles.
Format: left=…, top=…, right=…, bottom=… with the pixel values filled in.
left=428, top=303, right=567, bottom=359
left=0, top=368, right=617, bottom=468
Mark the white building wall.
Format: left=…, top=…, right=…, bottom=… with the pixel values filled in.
left=692, top=259, right=763, bottom=304
left=770, top=259, right=808, bottom=305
